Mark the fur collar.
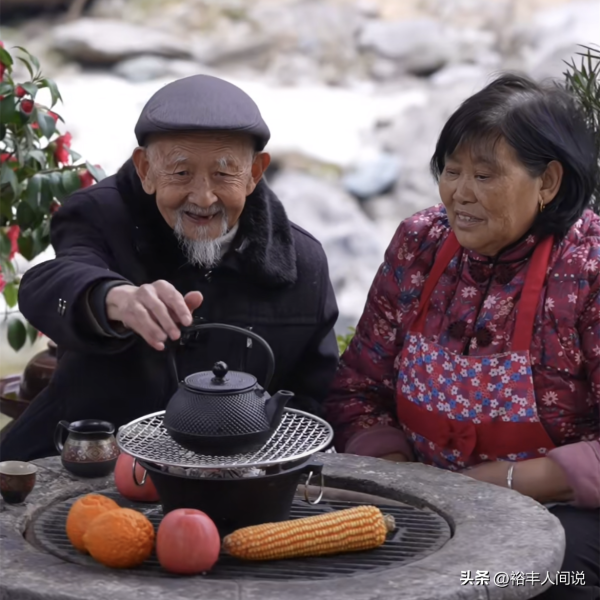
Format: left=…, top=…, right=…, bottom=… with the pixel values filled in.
left=115, top=159, right=297, bottom=288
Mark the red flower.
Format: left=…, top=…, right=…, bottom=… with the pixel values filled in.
left=54, top=132, right=72, bottom=164
left=21, top=99, right=34, bottom=114
left=0, top=268, right=5, bottom=295
left=79, top=169, right=95, bottom=188
left=15, top=85, right=26, bottom=98
left=0, top=153, right=17, bottom=170
left=7, top=225, right=19, bottom=260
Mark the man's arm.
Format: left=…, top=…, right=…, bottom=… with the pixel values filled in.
left=19, top=193, right=203, bottom=353
left=18, top=193, right=136, bottom=354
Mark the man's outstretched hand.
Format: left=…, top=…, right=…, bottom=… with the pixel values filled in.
left=105, top=281, right=203, bottom=350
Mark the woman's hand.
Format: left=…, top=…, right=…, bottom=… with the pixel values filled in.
left=462, top=458, right=574, bottom=504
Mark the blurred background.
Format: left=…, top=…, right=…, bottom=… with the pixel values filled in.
left=0, top=0, right=599, bottom=393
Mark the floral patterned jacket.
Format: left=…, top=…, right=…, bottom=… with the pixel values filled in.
left=324, top=205, right=600, bottom=508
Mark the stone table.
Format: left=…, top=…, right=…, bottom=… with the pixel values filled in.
left=0, top=454, right=564, bottom=600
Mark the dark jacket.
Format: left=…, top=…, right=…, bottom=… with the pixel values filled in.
left=1, top=160, right=339, bottom=461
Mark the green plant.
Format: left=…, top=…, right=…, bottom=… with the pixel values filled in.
left=336, top=327, right=356, bottom=355
left=0, top=41, right=106, bottom=351
left=563, top=44, right=600, bottom=210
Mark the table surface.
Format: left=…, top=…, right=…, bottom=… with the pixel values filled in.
left=0, top=453, right=565, bottom=600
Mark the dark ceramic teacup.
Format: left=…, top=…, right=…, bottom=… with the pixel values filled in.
left=54, top=419, right=119, bottom=478
left=0, top=461, right=37, bottom=504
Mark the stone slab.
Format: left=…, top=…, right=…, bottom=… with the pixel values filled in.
left=0, top=454, right=565, bottom=600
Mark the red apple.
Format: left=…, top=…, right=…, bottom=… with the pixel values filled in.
left=114, top=452, right=159, bottom=502
left=156, top=508, right=221, bottom=574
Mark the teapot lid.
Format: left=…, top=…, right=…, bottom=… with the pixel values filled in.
left=184, top=361, right=257, bottom=393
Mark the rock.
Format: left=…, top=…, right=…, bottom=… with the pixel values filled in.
left=373, top=76, right=495, bottom=180
left=1, top=0, right=70, bottom=18
left=369, top=57, right=401, bottom=81
left=361, top=194, right=403, bottom=244
left=359, top=16, right=499, bottom=79
left=113, top=56, right=208, bottom=83
left=355, top=0, right=380, bottom=18
left=87, top=0, right=127, bottom=19
left=191, top=21, right=274, bottom=70
left=528, top=0, right=599, bottom=49
left=421, top=0, right=514, bottom=32
left=50, top=18, right=193, bottom=65
left=515, top=0, right=600, bottom=80
left=342, top=152, right=401, bottom=200
left=374, top=103, right=441, bottom=176
left=429, top=64, right=489, bottom=89
left=447, top=28, right=499, bottom=66
left=269, top=170, right=386, bottom=332
left=249, top=0, right=367, bottom=84
left=530, top=44, right=581, bottom=81
left=239, top=81, right=426, bottom=170
left=359, top=18, right=452, bottom=76
left=364, top=189, right=436, bottom=242
left=266, top=52, right=324, bottom=86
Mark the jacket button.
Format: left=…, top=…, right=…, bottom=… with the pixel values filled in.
left=494, top=265, right=517, bottom=285
left=475, top=327, right=493, bottom=347
left=448, top=320, right=467, bottom=340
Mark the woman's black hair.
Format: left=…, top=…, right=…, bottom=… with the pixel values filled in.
left=430, top=73, right=599, bottom=237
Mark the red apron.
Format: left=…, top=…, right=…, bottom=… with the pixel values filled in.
left=396, top=232, right=556, bottom=470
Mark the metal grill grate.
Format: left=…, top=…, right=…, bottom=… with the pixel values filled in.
left=116, top=409, right=333, bottom=469
left=29, top=491, right=451, bottom=581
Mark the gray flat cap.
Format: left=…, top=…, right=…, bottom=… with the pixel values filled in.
left=134, top=74, right=270, bottom=150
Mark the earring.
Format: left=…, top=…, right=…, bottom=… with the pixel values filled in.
left=539, top=199, right=545, bottom=213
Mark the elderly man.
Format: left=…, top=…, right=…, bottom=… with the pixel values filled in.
left=1, top=75, right=339, bottom=461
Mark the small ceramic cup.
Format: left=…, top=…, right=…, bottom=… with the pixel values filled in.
left=0, top=461, right=37, bottom=504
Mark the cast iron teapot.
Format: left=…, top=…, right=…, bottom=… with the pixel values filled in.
left=163, top=323, right=294, bottom=455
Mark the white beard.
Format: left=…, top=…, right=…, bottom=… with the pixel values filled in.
left=173, top=206, right=230, bottom=268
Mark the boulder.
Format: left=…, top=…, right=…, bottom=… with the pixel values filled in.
left=363, top=190, right=434, bottom=244
left=50, top=18, right=192, bottom=65
left=359, top=18, right=453, bottom=76
left=191, top=21, right=274, bottom=70
left=1, top=0, right=70, bottom=18
left=513, top=0, right=600, bottom=79
left=113, top=56, right=208, bottom=83
left=269, top=170, right=386, bottom=333
left=342, top=152, right=401, bottom=200
left=249, top=0, right=367, bottom=84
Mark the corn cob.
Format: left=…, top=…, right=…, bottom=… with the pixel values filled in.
left=222, top=505, right=395, bottom=561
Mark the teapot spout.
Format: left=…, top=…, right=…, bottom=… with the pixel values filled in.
left=265, top=390, right=293, bottom=429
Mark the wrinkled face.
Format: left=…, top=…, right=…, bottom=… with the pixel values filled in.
left=133, top=131, right=270, bottom=242
left=439, top=138, right=561, bottom=256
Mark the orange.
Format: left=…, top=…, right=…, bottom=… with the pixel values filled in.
left=66, top=494, right=120, bottom=553
left=83, top=508, right=155, bottom=568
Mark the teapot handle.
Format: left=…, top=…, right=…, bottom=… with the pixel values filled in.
left=169, top=323, right=276, bottom=389
left=54, top=420, right=70, bottom=454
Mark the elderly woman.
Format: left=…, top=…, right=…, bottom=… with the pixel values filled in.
left=324, top=74, right=599, bottom=600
